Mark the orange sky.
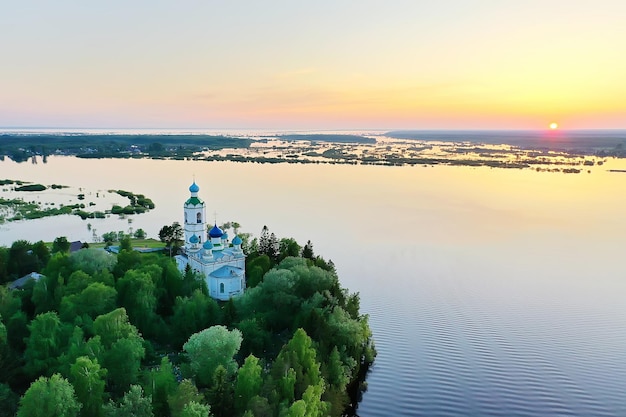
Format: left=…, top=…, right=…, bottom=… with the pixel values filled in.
left=1, top=1, right=625, bottom=129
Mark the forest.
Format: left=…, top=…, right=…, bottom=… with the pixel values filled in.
left=0, top=229, right=376, bottom=417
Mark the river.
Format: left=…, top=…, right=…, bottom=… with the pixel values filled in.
left=1, top=156, right=626, bottom=416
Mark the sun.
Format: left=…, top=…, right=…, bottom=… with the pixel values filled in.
left=549, top=122, right=558, bottom=130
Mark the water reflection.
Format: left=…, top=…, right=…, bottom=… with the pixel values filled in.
left=1, top=156, right=626, bottom=416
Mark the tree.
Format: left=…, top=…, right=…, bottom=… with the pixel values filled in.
left=258, top=226, right=270, bottom=256
left=0, top=383, right=19, bottom=417
left=8, top=240, right=40, bottom=278
left=170, top=290, right=220, bottom=348
left=0, top=247, right=9, bottom=285
left=208, top=365, right=234, bottom=417
left=267, top=233, right=279, bottom=261
left=180, top=402, right=211, bottom=417
left=301, top=241, right=314, bottom=259
left=183, top=326, right=242, bottom=388
left=279, top=238, right=301, bottom=261
left=103, top=385, right=153, bottom=417
left=93, top=308, right=145, bottom=393
left=119, top=237, right=132, bottom=252
left=272, top=329, right=321, bottom=401
left=145, top=357, right=177, bottom=417
left=285, top=383, right=328, bottom=417
left=69, top=356, right=107, bottom=417
left=17, top=374, right=81, bottom=417
left=52, top=237, right=71, bottom=254
left=234, top=355, right=263, bottom=414
left=24, top=312, right=64, bottom=377
left=0, top=318, right=9, bottom=381
left=101, top=232, right=117, bottom=244
left=116, top=269, right=157, bottom=335
left=31, top=241, right=51, bottom=271
left=168, top=380, right=205, bottom=417
left=60, top=282, right=117, bottom=323
left=69, top=248, right=117, bottom=276
left=159, top=222, right=183, bottom=257
left=133, top=228, right=147, bottom=239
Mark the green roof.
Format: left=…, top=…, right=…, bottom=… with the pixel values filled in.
left=185, top=197, right=204, bottom=206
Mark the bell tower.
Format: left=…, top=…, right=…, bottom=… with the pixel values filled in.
left=183, top=181, right=206, bottom=252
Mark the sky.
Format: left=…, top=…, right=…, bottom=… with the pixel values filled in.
left=1, top=1, right=625, bottom=130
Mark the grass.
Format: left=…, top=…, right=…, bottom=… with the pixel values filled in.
left=88, top=238, right=165, bottom=249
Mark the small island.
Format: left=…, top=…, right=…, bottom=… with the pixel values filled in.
left=0, top=180, right=155, bottom=223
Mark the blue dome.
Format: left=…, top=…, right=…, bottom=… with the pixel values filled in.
left=222, top=232, right=229, bottom=240
left=203, top=240, right=213, bottom=250
left=232, top=235, right=242, bottom=245
left=209, top=224, right=224, bottom=238
left=189, top=182, right=200, bottom=193
left=189, top=234, right=199, bottom=244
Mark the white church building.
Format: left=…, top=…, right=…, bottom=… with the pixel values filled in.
left=175, top=181, right=246, bottom=300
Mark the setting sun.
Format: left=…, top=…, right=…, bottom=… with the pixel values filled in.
left=549, top=122, right=558, bottom=130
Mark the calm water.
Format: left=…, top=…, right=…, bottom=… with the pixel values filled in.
left=1, top=156, right=626, bottom=416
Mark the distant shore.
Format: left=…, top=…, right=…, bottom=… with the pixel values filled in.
left=1, top=130, right=624, bottom=171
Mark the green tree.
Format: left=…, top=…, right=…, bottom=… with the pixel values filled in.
left=159, top=222, right=183, bottom=257
left=257, top=226, right=270, bottom=256
left=17, top=374, right=81, bottom=417
left=234, top=355, right=263, bottom=414
left=60, top=282, right=117, bottom=323
left=208, top=365, right=234, bottom=417
left=180, top=401, right=211, bottom=417
left=116, top=269, right=157, bottom=335
left=272, top=329, right=321, bottom=401
left=103, top=385, right=153, bottom=417
left=0, top=317, right=9, bottom=381
left=0, top=286, right=21, bottom=330
left=31, top=241, right=51, bottom=271
left=0, top=247, right=9, bottom=284
left=70, top=248, right=117, bottom=276
left=145, top=357, right=177, bottom=417
left=56, top=326, right=105, bottom=377
left=101, top=232, right=117, bottom=244
left=8, top=240, right=39, bottom=278
left=133, top=228, right=147, bottom=239
left=170, top=290, right=220, bottom=348
left=24, top=312, right=64, bottom=377
left=301, top=241, right=314, bottom=259
left=64, top=270, right=95, bottom=296
left=34, top=252, right=73, bottom=313
left=69, top=356, right=107, bottom=417
left=183, top=325, right=242, bottom=387
left=0, top=383, right=19, bottom=417
left=237, top=318, right=271, bottom=359
left=119, top=237, right=132, bottom=252
left=52, top=237, right=71, bottom=254
left=93, top=309, right=145, bottom=393
left=285, top=383, right=328, bottom=417
left=279, top=238, right=301, bottom=261
left=167, top=379, right=204, bottom=417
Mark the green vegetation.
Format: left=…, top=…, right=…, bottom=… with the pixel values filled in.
left=14, top=184, right=46, bottom=192
left=0, top=228, right=375, bottom=416
left=0, top=134, right=254, bottom=162
left=0, top=181, right=155, bottom=223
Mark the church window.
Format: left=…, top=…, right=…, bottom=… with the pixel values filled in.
left=185, top=213, right=188, bottom=223
left=220, top=283, right=225, bottom=293
left=197, top=213, right=202, bottom=223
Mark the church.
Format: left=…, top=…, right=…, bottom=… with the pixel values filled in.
left=174, top=181, right=246, bottom=300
